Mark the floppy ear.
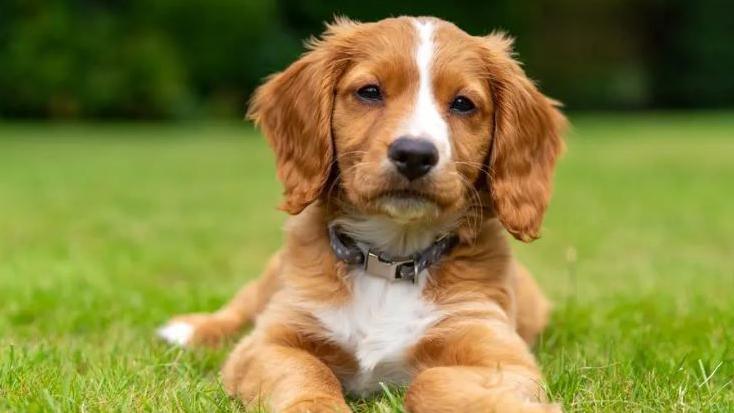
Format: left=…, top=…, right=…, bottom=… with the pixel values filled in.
left=247, top=19, right=356, bottom=214
left=483, top=33, right=567, bottom=242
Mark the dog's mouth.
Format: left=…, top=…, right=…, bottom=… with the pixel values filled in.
left=378, top=189, right=434, bottom=201
left=373, top=190, right=441, bottom=221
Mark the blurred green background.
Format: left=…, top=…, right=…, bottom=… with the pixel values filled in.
left=2, top=0, right=733, bottom=120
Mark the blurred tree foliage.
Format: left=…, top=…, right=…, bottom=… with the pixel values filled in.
left=0, top=0, right=731, bottom=119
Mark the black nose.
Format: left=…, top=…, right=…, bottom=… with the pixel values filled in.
left=387, top=137, right=439, bottom=181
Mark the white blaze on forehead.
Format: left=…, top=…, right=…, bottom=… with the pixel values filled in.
left=402, top=19, right=451, bottom=165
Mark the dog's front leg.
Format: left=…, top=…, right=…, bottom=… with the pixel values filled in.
left=221, top=334, right=349, bottom=413
left=158, top=250, right=283, bottom=347
left=405, top=319, right=561, bottom=413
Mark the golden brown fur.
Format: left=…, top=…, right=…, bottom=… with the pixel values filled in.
left=162, top=16, right=566, bottom=412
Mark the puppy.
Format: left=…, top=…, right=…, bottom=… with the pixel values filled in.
left=159, top=16, right=566, bottom=413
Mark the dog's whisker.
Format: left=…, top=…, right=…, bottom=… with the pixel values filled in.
left=453, top=160, right=492, bottom=177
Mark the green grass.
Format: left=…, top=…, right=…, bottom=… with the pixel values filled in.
left=1, top=113, right=732, bottom=412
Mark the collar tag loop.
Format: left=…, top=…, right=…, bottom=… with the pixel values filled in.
left=364, top=251, right=417, bottom=283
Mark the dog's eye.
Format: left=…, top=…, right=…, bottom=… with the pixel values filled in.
left=356, top=85, right=382, bottom=102
left=450, top=96, right=476, bottom=114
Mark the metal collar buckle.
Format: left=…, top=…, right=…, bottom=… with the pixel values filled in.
left=364, top=250, right=418, bottom=283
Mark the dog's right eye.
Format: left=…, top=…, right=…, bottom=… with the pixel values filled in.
left=355, top=85, right=383, bottom=102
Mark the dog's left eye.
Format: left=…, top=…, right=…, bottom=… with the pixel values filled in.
left=450, top=96, right=476, bottom=114
left=356, top=85, right=383, bottom=102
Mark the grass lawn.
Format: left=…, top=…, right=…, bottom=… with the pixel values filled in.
left=1, top=113, right=732, bottom=412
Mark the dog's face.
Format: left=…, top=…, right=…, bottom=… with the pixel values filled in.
left=331, top=20, right=493, bottom=223
left=249, top=17, right=565, bottom=241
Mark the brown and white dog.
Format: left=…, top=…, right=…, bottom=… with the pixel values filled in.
left=159, top=16, right=566, bottom=413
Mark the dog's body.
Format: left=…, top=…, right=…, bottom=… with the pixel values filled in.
left=159, top=16, right=565, bottom=413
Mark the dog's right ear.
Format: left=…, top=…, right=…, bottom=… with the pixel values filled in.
left=247, top=18, right=358, bottom=215
left=481, top=33, right=567, bottom=242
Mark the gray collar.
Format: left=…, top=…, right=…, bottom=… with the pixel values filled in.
left=328, top=225, right=459, bottom=283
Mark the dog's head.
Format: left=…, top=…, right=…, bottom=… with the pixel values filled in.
left=248, top=17, right=565, bottom=242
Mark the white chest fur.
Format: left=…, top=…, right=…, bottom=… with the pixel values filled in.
left=315, top=269, right=440, bottom=396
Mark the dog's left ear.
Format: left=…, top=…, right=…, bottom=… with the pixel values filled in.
left=248, top=18, right=357, bottom=215
left=482, top=33, right=567, bottom=242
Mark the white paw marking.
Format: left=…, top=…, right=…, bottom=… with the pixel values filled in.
left=157, top=321, right=194, bottom=346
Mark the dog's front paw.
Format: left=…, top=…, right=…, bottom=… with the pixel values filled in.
left=157, top=313, right=240, bottom=347
left=157, top=319, right=195, bottom=346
